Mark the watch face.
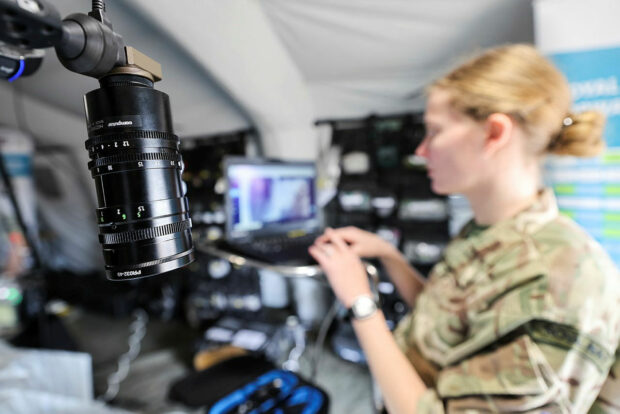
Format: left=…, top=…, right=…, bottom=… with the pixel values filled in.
left=352, top=296, right=377, bottom=319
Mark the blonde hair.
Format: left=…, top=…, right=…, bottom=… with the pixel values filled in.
left=431, top=44, right=605, bottom=157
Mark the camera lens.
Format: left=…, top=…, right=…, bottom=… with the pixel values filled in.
left=84, top=74, right=194, bottom=281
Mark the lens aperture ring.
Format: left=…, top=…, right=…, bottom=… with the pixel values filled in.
left=86, top=130, right=178, bottom=149
left=88, top=152, right=181, bottom=170
left=88, top=138, right=179, bottom=158
left=101, top=220, right=191, bottom=245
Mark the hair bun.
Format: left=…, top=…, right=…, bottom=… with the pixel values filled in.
left=547, top=110, right=605, bottom=157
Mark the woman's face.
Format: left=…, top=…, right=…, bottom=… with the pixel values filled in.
left=416, top=89, right=488, bottom=195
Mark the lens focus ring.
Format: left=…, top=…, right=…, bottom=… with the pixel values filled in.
left=100, top=220, right=191, bottom=245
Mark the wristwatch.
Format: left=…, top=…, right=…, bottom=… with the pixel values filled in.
left=346, top=295, right=378, bottom=321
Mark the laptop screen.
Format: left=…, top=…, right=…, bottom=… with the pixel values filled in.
left=224, top=158, right=320, bottom=239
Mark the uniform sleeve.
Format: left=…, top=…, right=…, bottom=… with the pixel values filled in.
left=402, top=215, right=620, bottom=412
left=432, top=324, right=615, bottom=413
left=426, top=250, right=620, bottom=413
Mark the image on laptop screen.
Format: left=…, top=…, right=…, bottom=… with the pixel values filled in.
left=225, top=158, right=319, bottom=239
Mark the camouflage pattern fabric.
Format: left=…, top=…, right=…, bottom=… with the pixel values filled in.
left=393, top=189, right=620, bottom=413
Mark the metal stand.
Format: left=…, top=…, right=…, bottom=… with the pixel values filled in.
left=196, top=241, right=379, bottom=283
left=196, top=239, right=381, bottom=385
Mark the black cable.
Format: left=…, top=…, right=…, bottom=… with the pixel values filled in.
left=8, top=78, right=53, bottom=350
left=12, top=83, right=32, bottom=136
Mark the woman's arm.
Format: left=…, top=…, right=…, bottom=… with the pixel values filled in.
left=351, top=310, right=427, bottom=414
left=309, top=228, right=427, bottom=413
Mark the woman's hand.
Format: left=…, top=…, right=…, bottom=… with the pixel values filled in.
left=309, top=228, right=372, bottom=307
left=314, top=226, right=394, bottom=259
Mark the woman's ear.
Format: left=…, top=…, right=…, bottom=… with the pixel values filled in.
left=484, top=113, right=514, bottom=156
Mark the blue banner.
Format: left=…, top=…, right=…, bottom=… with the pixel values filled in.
left=550, top=46, right=620, bottom=148
left=1, top=154, right=32, bottom=177
left=545, top=46, right=620, bottom=265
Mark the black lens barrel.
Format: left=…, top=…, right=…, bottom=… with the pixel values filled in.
left=84, top=74, right=194, bottom=280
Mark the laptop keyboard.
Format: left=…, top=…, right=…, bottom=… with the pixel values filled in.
left=219, top=234, right=319, bottom=265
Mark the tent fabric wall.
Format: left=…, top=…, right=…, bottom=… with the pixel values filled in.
left=534, top=0, right=620, bottom=53
left=131, top=0, right=319, bottom=160
left=0, top=0, right=535, bottom=159
left=34, top=149, right=103, bottom=273
left=129, top=0, right=534, bottom=159
left=0, top=1, right=252, bottom=140
left=261, top=0, right=534, bottom=120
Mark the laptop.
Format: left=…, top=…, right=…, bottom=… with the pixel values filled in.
left=219, top=157, right=322, bottom=265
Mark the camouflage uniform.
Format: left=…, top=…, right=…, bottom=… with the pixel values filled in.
left=394, top=189, right=620, bottom=413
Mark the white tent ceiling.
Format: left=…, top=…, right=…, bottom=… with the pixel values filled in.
left=0, top=0, right=534, bottom=159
